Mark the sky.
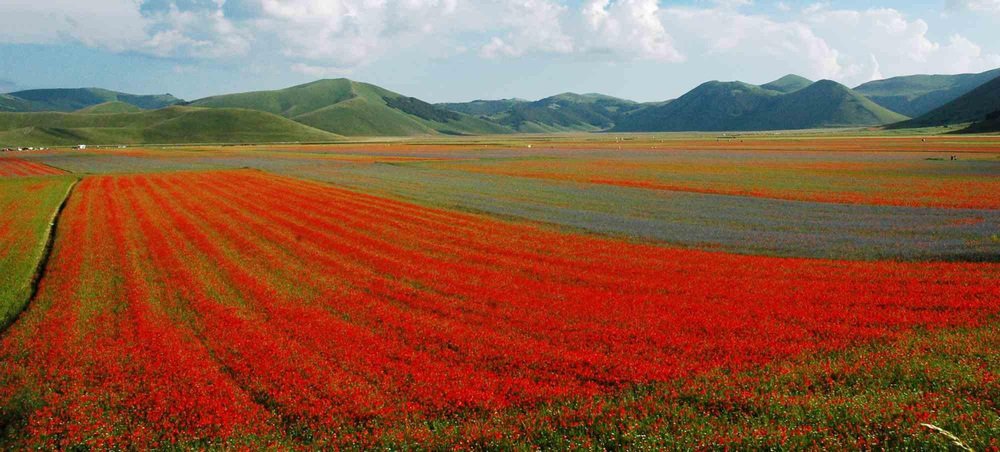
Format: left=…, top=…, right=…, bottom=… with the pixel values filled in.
left=1, top=0, right=999, bottom=103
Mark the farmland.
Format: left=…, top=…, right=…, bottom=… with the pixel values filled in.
left=0, top=157, right=65, bottom=178
left=0, top=135, right=998, bottom=448
left=0, top=174, right=74, bottom=329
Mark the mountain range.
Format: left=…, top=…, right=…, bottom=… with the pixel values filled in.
left=854, top=68, right=1000, bottom=117
left=0, top=88, right=181, bottom=113
left=188, top=79, right=509, bottom=136
left=1, top=68, right=998, bottom=145
left=439, top=93, right=650, bottom=133
left=611, top=79, right=906, bottom=132
left=0, top=106, right=340, bottom=146
left=888, top=73, right=1000, bottom=132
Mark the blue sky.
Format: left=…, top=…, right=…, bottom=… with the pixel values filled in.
left=1, top=0, right=998, bottom=103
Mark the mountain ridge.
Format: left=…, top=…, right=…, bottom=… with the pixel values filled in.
left=0, top=88, right=182, bottom=113
left=190, top=79, right=511, bottom=136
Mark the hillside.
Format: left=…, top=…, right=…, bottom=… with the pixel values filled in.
left=958, top=113, right=1000, bottom=133
left=890, top=74, right=1000, bottom=130
left=437, top=99, right=527, bottom=117
left=440, top=92, right=642, bottom=132
left=190, top=79, right=511, bottom=136
left=613, top=80, right=906, bottom=132
left=760, top=74, right=813, bottom=93
left=0, top=88, right=182, bottom=112
left=0, top=106, right=342, bottom=146
left=76, top=101, right=145, bottom=114
left=854, top=68, right=1000, bottom=117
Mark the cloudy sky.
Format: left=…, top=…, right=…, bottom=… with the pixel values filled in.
left=1, top=0, right=998, bottom=102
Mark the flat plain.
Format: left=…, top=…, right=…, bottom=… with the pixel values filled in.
left=0, top=134, right=997, bottom=449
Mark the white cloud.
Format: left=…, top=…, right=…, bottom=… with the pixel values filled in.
left=290, top=63, right=354, bottom=78
left=661, top=6, right=842, bottom=79
left=0, top=0, right=248, bottom=59
left=480, top=37, right=523, bottom=58
left=478, top=0, right=574, bottom=58
left=657, top=4, right=999, bottom=87
left=0, top=0, right=148, bottom=52
left=946, top=0, right=1000, bottom=12
left=0, top=0, right=996, bottom=86
left=803, top=7, right=1000, bottom=82
left=143, top=2, right=251, bottom=58
left=581, top=0, right=684, bottom=61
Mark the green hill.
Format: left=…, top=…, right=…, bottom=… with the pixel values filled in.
left=190, top=79, right=511, bottom=136
left=613, top=80, right=906, bottom=132
left=0, top=88, right=182, bottom=112
left=760, top=74, right=813, bottom=93
left=0, top=106, right=342, bottom=146
left=437, top=99, right=527, bottom=117
left=439, top=92, right=642, bottom=132
left=0, top=94, right=33, bottom=112
left=854, top=68, right=1000, bottom=117
left=76, top=101, right=145, bottom=114
left=890, top=74, right=1000, bottom=131
left=958, top=113, right=1000, bottom=133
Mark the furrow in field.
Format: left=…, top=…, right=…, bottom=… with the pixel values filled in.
left=0, top=158, right=65, bottom=178
left=0, top=169, right=996, bottom=448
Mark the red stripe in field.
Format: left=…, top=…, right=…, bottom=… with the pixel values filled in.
left=0, top=157, right=65, bottom=177
left=0, top=169, right=996, bottom=447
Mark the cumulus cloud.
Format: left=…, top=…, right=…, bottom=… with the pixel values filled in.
left=661, top=6, right=842, bottom=78
left=290, top=63, right=354, bottom=78
left=581, top=0, right=683, bottom=61
left=478, top=0, right=574, bottom=58
left=0, top=0, right=996, bottom=85
left=0, top=0, right=149, bottom=52
left=0, top=0, right=248, bottom=59
left=803, top=6, right=1000, bottom=82
left=946, top=0, right=1000, bottom=12
left=658, top=3, right=999, bottom=86
left=143, top=1, right=251, bottom=58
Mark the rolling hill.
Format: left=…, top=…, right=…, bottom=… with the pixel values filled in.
left=613, top=79, right=906, bottom=132
left=76, top=101, right=145, bottom=114
left=439, top=93, right=644, bottom=132
left=190, top=79, right=511, bottom=136
left=0, top=88, right=182, bottom=113
left=437, top=99, right=528, bottom=117
left=0, top=106, right=342, bottom=146
left=760, top=74, right=813, bottom=93
left=889, top=74, right=1000, bottom=132
left=854, top=68, right=1000, bottom=117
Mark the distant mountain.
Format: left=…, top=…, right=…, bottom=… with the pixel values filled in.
left=760, top=74, right=813, bottom=93
left=437, top=99, right=528, bottom=117
left=0, top=106, right=341, bottom=146
left=854, top=68, right=1000, bottom=117
left=0, top=88, right=182, bottom=113
left=613, top=80, right=906, bottom=132
left=440, top=92, right=643, bottom=132
left=190, top=79, right=511, bottom=136
left=890, top=74, right=1000, bottom=131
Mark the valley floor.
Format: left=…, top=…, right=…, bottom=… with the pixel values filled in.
left=0, top=135, right=997, bottom=448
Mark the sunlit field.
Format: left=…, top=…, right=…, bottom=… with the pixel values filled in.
left=0, top=134, right=997, bottom=448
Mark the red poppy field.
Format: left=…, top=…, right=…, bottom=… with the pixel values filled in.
left=0, top=136, right=998, bottom=449
left=0, top=168, right=997, bottom=449
left=0, top=157, right=64, bottom=178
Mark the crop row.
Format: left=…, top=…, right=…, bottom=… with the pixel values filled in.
left=0, top=158, right=64, bottom=177
left=0, top=170, right=996, bottom=448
